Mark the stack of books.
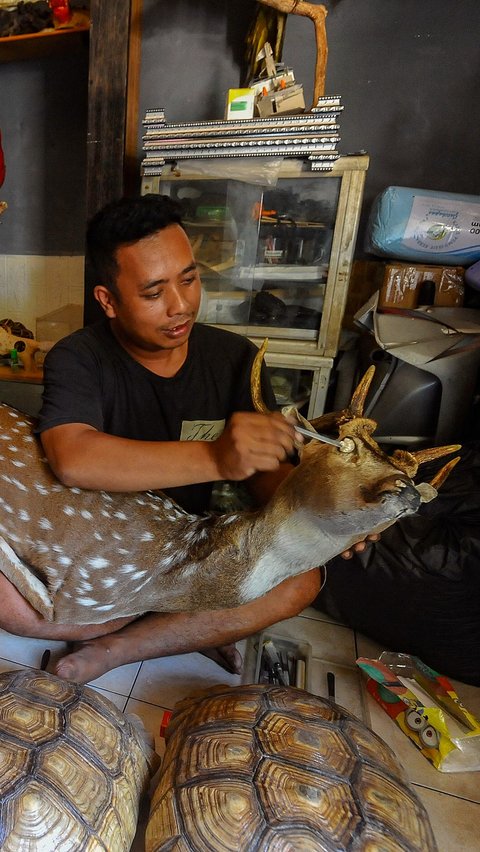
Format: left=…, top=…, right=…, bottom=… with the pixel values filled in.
left=141, top=96, right=344, bottom=176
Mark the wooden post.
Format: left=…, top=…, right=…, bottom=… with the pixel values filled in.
left=84, top=0, right=143, bottom=324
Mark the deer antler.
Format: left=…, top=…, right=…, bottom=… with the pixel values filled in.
left=251, top=338, right=271, bottom=415
left=257, top=0, right=328, bottom=105
left=251, top=338, right=461, bottom=484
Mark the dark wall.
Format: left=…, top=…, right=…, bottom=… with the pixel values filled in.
left=0, top=47, right=88, bottom=256
left=139, top=0, right=480, bottom=249
left=1, top=1, right=479, bottom=254
left=138, top=0, right=255, bottom=127
left=282, top=0, right=480, bottom=216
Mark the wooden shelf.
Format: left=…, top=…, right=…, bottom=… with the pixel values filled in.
left=0, top=15, right=89, bottom=62
left=0, top=365, right=43, bottom=384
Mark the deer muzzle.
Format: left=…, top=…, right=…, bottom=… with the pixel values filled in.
left=372, top=478, right=437, bottom=516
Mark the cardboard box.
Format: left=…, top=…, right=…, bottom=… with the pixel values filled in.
left=255, top=84, right=305, bottom=118
left=343, top=260, right=385, bottom=330
left=378, top=262, right=464, bottom=309
left=36, top=303, right=83, bottom=343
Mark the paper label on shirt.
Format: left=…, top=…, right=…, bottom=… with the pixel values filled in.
left=180, top=419, right=225, bottom=441
left=402, top=195, right=480, bottom=254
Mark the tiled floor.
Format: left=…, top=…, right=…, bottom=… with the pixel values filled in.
left=1, top=607, right=479, bottom=851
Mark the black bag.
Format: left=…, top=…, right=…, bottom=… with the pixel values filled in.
left=317, top=443, right=480, bottom=685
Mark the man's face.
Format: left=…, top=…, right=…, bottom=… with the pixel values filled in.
left=96, top=224, right=202, bottom=353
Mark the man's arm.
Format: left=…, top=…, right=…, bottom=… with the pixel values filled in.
left=40, top=411, right=298, bottom=492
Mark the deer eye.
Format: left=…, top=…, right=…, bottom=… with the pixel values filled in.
left=339, top=437, right=356, bottom=455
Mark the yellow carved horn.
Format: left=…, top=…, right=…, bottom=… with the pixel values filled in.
left=429, top=456, right=461, bottom=490
left=253, top=344, right=377, bottom=426
left=251, top=338, right=271, bottom=414
left=349, top=366, right=376, bottom=418
left=412, top=444, right=462, bottom=465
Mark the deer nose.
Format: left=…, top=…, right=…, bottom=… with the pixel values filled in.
left=361, top=475, right=414, bottom=504
left=376, top=474, right=412, bottom=496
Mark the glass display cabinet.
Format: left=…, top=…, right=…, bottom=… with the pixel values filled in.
left=142, top=154, right=368, bottom=417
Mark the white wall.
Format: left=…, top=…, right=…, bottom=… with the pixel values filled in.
left=0, top=254, right=84, bottom=338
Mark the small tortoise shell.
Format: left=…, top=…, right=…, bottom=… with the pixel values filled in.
left=0, top=668, right=159, bottom=851
left=146, top=683, right=437, bottom=852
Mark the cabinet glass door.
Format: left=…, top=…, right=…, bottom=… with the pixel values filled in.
left=161, top=174, right=341, bottom=342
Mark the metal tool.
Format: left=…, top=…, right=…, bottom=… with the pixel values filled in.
left=327, top=671, right=336, bottom=701
left=294, top=425, right=343, bottom=448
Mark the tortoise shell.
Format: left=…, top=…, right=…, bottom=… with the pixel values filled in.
left=146, top=684, right=437, bottom=852
left=0, top=668, right=159, bottom=851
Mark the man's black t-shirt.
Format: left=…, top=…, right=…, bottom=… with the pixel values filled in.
left=37, top=320, right=276, bottom=514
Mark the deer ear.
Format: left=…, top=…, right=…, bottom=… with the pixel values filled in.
left=281, top=404, right=310, bottom=429
left=280, top=405, right=315, bottom=457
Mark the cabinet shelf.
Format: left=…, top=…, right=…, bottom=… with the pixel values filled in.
left=142, top=154, right=369, bottom=416
left=0, top=16, right=89, bottom=63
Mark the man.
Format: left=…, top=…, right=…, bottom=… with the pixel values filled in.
left=0, top=194, right=372, bottom=683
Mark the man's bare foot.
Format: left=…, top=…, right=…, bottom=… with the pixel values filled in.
left=54, top=641, right=114, bottom=684
left=201, top=643, right=243, bottom=675
left=54, top=639, right=243, bottom=684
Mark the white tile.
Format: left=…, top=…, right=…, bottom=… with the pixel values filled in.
left=363, top=690, right=480, bottom=804
left=131, top=651, right=242, bottom=708
left=309, top=658, right=370, bottom=724
left=415, top=787, right=480, bottom=852
left=0, top=628, right=67, bottom=670
left=0, top=659, right=25, bottom=675
left=89, top=685, right=128, bottom=713
left=85, top=661, right=142, bottom=696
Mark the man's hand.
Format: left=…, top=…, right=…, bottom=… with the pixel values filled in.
left=341, top=533, right=380, bottom=559
left=212, top=411, right=297, bottom=481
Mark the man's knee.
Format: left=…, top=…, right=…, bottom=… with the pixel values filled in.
left=0, top=608, right=35, bottom=637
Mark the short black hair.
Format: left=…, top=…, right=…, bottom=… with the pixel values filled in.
left=86, top=194, right=184, bottom=292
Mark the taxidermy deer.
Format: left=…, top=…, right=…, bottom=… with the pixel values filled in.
left=0, top=343, right=459, bottom=625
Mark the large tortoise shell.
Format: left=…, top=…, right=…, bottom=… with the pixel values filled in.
left=0, top=668, right=159, bottom=851
left=146, top=684, right=437, bottom=852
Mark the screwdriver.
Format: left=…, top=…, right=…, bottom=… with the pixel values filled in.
left=294, top=425, right=343, bottom=448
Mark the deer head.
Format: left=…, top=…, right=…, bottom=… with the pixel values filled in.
left=0, top=343, right=459, bottom=625
left=244, top=338, right=460, bottom=600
